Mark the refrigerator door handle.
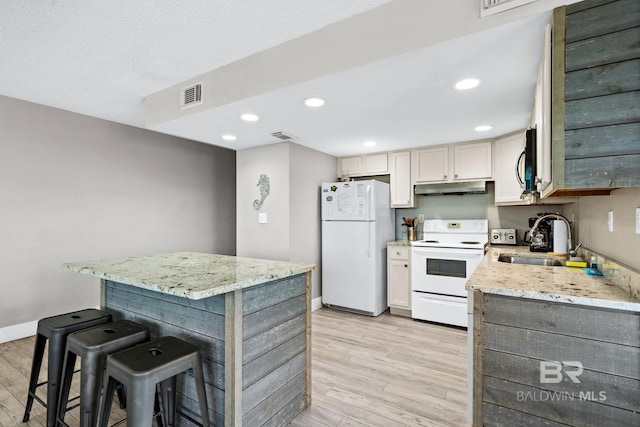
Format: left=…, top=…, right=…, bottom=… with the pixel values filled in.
left=367, top=221, right=371, bottom=257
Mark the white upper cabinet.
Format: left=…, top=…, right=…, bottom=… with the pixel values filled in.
left=412, top=141, right=491, bottom=184
left=389, top=151, right=415, bottom=208
left=412, top=146, right=449, bottom=183
left=454, top=141, right=492, bottom=180
left=494, top=132, right=526, bottom=205
left=337, top=153, right=388, bottom=177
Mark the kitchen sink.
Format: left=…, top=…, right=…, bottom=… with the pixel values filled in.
left=497, top=254, right=564, bottom=267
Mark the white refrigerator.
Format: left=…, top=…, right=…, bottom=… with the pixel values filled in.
left=321, top=180, right=395, bottom=316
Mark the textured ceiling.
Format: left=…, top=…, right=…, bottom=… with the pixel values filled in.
left=1, top=0, right=572, bottom=156
left=0, top=0, right=389, bottom=127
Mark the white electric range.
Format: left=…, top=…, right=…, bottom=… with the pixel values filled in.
left=410, top=219, right=488, bottom=327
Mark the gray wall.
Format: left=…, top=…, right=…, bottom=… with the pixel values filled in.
left=0, top=95, right=236, bottom=333
left=236, top=142, right=336, bottom=300
left=564, top=187, right=640, bottom=270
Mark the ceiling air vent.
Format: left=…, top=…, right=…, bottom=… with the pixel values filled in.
left=180, top=82, right=203, bottom=110
left=271, top=131, right=296, bottom=141
left=481, top=0, right=536, bottom=17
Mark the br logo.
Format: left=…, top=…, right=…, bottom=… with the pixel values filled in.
left=540, top=361, right=584, bottom=384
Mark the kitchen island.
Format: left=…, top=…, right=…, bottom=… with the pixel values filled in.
left=466, top=246, right=640, bottom=426
left=63, top=252, right=316, bottom=427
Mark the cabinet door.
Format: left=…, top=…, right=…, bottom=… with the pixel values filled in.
left=389, top=151, right=414, bottom=208
left=454, top=141, right=492, bottom=180
left=413, top=146, right=449, bottom=183
left=338, top=156, right=363, bottom=177
left=364, top=153, right=388, bottom=174
left=388, top=259, right=410, bottom=309
left=494, top=133, right=526, bottom=205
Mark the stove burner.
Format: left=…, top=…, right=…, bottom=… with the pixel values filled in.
left=422, top=240, right=439, bottom=243
left=461, top=241, right=481, bottom=245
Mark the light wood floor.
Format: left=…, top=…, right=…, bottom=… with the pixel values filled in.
left=289, top=308, right=469, bottom=427
left=0, top=308, right=468, bottom=426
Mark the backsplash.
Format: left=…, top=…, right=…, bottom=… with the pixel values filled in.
left=395, top=183, right=564, bottom=242
left=581, top=248, right=640, bottom=301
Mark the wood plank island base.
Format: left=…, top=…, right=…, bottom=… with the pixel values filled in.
left=63, top=252, right=316, bottom=426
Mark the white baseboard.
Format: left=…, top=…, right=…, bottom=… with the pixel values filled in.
left=312, top=297, right=323, bottom=311
left=0, top=320, right=37, bottom=344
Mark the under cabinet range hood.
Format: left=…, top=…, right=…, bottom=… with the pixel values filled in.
left=414, top=181, right=487, bottom=196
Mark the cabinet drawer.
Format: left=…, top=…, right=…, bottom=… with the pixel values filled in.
left=388, top=246, right=410, bottom=260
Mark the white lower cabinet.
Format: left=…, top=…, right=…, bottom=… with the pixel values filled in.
left=387, top=245, right=411, bottom=315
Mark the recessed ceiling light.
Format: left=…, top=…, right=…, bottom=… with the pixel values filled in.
left=222, top=134, right=237, bottom=141
left=475, top=125, right=493, bottom=132
left=363, top=140, right=377, bottom=147
left=240, top=113, right=260, bottom=122
left=303, top=97, right=326, bottom=107
left=454, top=78, right=482, bottom=90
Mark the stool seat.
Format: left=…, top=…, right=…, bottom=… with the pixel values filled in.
left=57, top=320, right=149, bottom=427
left=98, top=336, right=210, bottom=427
left=23, top=308, right=112, bottom=427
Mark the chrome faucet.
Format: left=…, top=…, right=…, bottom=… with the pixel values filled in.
left=528, top=213, right=580, bottom=258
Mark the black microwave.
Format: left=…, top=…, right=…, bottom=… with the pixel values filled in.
left=517, top=128, right=537, bottom=196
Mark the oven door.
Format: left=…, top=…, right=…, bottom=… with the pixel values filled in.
left=411, top=246, right=484, bottom=297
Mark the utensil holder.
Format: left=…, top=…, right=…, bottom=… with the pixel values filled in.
left=407, top=227, right=416, bottom=241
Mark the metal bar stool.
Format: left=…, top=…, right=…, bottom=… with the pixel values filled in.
left=98, top=336, right=210, bottom=427
left=23, top=308, right=112, bottom=427
left=56, top=320, right=149, bottom=427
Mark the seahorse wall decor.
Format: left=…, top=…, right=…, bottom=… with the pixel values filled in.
left=253, top=174, right=270, bottom=210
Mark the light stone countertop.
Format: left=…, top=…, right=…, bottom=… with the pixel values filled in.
left=467, top=245, right=640, bottom=311
left=387, top=240, right=412, bottom=247
left=63, top=252, right=316, bottom=300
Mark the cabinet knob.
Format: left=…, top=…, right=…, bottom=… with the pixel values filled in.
left=443, top=175, right=447, bottom=179
left=454, top=174, right=458, bottom=179
left=404, top=264, right=408, bottom=267
left=396, top=251, right=401, bottom=255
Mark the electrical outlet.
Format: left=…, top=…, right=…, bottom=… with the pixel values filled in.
left=258, top=212, right=268, bottom=224
left=418, top=214, right=425, bottom=222
left=607, top=211, right=613, bottom=232
left=636, top=208, right=640, bottom=234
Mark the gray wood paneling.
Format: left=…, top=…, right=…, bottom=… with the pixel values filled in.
left=243, top=275, right=306, bottom=315
left=478, top=293, right=640, bottom=427
left=484, top=349, right=640, bottom=412
left=565, top=91, right=640, bottom=130
left=243, top=352, right=306, bottom=413
left=262, top=390, right=307, bottom=427
left=483, top=402, right=568, bottom=427
left=566, top=27, right=640, bottom=72
left=243, top=360, right=306, bottom=425
left=105, top=273, right=310, bottom=427
left=566, top=0, right=640, bottom=43
left=243, top=294, right=307, bottom=340
left=567, top=0, right=616, bottom=14
left=565, top=154, right=640, bottom=187
left=243, top=332, right=306, bottom=389
left=565, top=123, right=640, bottom=159
left=242, top=313, right=307, bottom=363
left=106, top=282, right=226, bottom=424
left=483, top=294, right=640, bottom=346
left=483, top=376, right=639, bottom=426
left=565, top=59, right=640, bottom=101
left=484, top=322, right=640, bottom=378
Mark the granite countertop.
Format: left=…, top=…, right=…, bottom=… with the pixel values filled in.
left=387, top=240, right=412, bottom=246
left=63, top=252, right=316, bottom=300
left=467, top=245, right=640, bottom=311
